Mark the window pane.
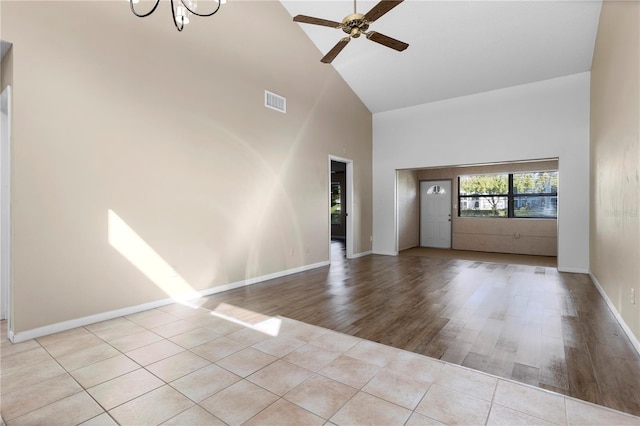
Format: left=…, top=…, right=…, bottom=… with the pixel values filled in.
left=513, top=171, right=558, bottom=194
left=459, top=174, right=508, bottom=196
left=513, top=195, right=557, bottom=218
left=459, top=196, right=508, bottom=217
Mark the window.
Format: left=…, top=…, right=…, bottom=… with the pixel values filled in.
left=458, top=173, right=508, bottom=217
left=512, top=171, right=558, bottom=218
left=458, top=171, right=558, bottom=218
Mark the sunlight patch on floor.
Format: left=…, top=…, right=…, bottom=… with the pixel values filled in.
left=211, top=302, right=281, bottom=336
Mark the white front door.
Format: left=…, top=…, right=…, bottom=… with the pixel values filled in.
left=420, top=180, right=452, bottom=248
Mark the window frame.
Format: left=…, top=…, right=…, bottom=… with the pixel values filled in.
left=458, top=171, right=558, bottom=219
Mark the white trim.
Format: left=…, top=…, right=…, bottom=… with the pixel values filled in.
left=590, top=272, right=640, bottom=356
left=346, top=160, right=354, bottom=259
left=557, top=267, right=589, bottom=274
left=329, top=155, right=354, bottom=259
left=393, top=170, right=398, bottom=254
left=12, top=299, right=172, bottom=343
left=373, top=250, right=398, bottom=256
left=351, top=250, right=372, bottom=259
left=11, top=260, right=329, bottom=343
left=1, top=85, right=12, bottom=337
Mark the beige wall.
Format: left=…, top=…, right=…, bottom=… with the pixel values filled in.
left=2, top=1, right=373, bottom=334
left=590, top=1, right=640, bottom=340
left=415, top=160, right=558, bottom=256
left=396, top=169, right=419, bottom=251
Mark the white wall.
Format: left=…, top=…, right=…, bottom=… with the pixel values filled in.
left=373, top=72, right=590, bottom=272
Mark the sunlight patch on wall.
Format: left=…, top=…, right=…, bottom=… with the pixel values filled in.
left=211, top=302, right=281, bottom=336
left=108, top=209, right=203, bottom=307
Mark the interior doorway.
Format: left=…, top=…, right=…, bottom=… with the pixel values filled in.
left=420, top=180, right=452, bottom=248
left=330, top=161, right=346, bottom=240
left=329, top=156, right=353, bottom=260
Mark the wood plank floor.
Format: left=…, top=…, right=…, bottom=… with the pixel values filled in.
left=201, top=241, right=640, bottom=416
left=401, top=246, right=558, bottom=267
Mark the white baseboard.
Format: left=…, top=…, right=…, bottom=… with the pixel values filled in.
left=372, top=250, right=398, bottom=256
left=10, top=260, right=330, bottom=343
left=11, top=299, right=174, bottom=343
left=557, top=267, right=590, bottom=274
left=350, top=250, right=372, bottom=259
left=589, top=272, right=640, bottom=357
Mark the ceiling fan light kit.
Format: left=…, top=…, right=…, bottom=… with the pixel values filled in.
left=342, top=14, right=368, bottom=37
left=293, top=0, right=409, bottom=63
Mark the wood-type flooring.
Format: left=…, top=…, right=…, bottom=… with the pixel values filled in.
left=202, top=241, right=640, bottom=417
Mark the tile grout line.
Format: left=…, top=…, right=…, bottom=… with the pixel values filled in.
left=42, top=325, right=133, bottom=425
left=483, top=376, right=501, bottom=426
left=79, top=312, right=204, bottom=424
left=30, top=316, right=183, bottom=424
left=81, top=309, right=305, bottom=424
left=3, top=333, right=109, bottom=424
left=4, top=306, right=640, bottom=425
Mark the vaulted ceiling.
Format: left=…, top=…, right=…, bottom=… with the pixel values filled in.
left=2, top=1, right=602, bottom=115
left=280, top=0, right=602, bottom=113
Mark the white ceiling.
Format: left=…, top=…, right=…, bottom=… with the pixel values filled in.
left=280, top=0, right=602, bottom=113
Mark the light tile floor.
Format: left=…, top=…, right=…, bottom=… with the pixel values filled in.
left=1, top=302, right=639, bottom=426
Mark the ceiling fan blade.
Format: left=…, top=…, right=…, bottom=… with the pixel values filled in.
left=366, top=31, right=409, bottom=51
left=363, top=0, right=403, bottom=23
left=293, top=15, right=342, bottom=28
left=321, top=37, right=351, bottom=63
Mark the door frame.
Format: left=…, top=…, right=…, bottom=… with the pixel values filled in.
left=419, top=179, right=453, bottom=249
left=328, top=155, right=353, bottom=260
left=1, top=85, right=12, bottom=339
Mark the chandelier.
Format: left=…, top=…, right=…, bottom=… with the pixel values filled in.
left=130, top=0, right=225, bottom=32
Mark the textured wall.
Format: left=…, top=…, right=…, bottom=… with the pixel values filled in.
left=590, top=0, right=640, bottom=341
left=2, top=1, right=373, bottom=335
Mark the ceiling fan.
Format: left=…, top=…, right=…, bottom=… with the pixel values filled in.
left=293, top=0, right=409, bottom=64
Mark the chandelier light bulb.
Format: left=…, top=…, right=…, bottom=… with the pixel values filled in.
left=129, top=0, right=223, bottom=32
left=175, top=6, right=189, bottom=25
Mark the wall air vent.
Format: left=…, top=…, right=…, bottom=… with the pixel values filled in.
left=265, top=90, right=286, bottom=113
